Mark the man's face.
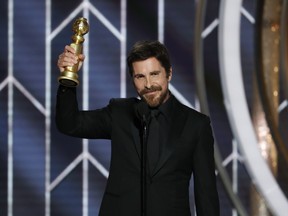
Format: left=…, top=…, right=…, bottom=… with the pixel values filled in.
left=132, top=57, right=172, bottom=107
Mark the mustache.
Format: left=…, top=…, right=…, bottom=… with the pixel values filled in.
left=140, top=86, right=162, bottom=95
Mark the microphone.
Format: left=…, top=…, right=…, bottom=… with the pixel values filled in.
left=135, top=100, right=149, bottom=216
left=135, top=100, right=150, bottom=126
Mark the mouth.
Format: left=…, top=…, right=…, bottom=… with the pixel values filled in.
left=140, top=86, right=162, bottom=96
left=144, top=90, right=157, bottom=95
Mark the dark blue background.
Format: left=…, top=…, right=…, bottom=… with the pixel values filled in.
left=0, top=0, right=265, bottom=215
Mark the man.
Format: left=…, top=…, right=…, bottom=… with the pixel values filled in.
left=56, top=40, right=220, bottom=216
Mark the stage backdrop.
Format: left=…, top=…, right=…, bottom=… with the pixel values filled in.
left=2, top=0, right=285, bottom=216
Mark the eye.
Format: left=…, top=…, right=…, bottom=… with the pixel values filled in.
left=151, top=71, right=160, bottom=76
left=134, top=74, right=145, bottom=79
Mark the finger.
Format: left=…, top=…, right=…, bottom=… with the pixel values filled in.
left=57, top=56, right=71, bottom=73
left=78, top=54, right=85, bottom=61
left=64, top=45, right=76, bottom=54
left=57, top=58, right=65, bottom=72
left=58, top=55, right=76, bottom=68
left=78, top=61, right=83, bottom=71
left=57, top=46, right=84, bottom=72
left=59, top=51, right=78, bottom=64
left=64, top=52, right=78, bottom=63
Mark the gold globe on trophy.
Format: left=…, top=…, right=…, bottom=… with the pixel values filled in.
left=58, top=17, right=89, bottom=87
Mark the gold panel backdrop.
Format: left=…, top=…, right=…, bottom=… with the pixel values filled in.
left=251, top=0, right=281, bottom=215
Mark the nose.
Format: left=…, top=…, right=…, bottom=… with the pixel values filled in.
left=144, top=77, right=152, bottom=89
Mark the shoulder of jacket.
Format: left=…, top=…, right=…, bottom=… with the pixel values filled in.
left=108, top=97, right=140, bottom=110
left=109, top=97, right=139, bottom=105
left=175, top=99, right=210, bottom=122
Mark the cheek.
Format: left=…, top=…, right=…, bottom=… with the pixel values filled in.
left=159, top=80, right=168, bottom=89
left=133, top=81, right=143, bottom=92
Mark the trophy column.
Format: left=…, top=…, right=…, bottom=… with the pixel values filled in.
left=58, top=17, right=89, bottom=87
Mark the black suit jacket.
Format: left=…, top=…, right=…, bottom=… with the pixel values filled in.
left=56, top=86, right=219, bottom=216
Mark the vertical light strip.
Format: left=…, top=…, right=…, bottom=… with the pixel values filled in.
left=82, top=142, right=89, bottom=216
left=232, top=139, right=238, bottom=216
left=45, top=0, right=51, bottom=215
left=82, top=1, right=90, bottom=110
left=158, top=0, right=195, bottom=110
left=158, top=0, right=164, bottom=43
left=7, top=0, right=14, bottom=215
left=120, top=0, right=127, bottom=98
left=232, top=139, right=238, bottom=195
left=82, top=1, right=90, bottom=216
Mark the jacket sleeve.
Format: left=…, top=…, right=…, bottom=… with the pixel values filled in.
left=55, top=85, right=112, bottom=139
left=192, top=116, right=220, bottom=216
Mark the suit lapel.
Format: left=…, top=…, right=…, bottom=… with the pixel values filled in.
left=129, top=97, right=188, bottom=177
left=151, top=99, right=187, bottom=177
left=130, top=121, right=141, bottom=160
left=130, top=99, right=144, bottom=161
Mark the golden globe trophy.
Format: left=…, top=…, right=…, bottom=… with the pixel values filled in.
left=58, top=17, right=89, bottom=87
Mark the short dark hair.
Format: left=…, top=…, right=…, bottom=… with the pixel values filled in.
left=127, top=40, right=171, bottom=77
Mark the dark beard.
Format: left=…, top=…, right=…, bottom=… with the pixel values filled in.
left=139, top=85, right=162, bottom=95
left=139, top=85, right=168, bottom=108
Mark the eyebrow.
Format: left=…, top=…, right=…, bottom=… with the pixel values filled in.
left=133, top=73, right=144, bottom=78
left=133, top=70, right=161, bottom=78
left=150, top=70, right=161, bottom=74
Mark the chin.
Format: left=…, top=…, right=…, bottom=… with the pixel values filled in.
left=148, top=102, right=160, bottom=108
left=145, top=96, right=162, bottom=108
left=141, top=90, right=167, bottom=107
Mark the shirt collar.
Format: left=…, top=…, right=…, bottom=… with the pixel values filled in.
left=157, top=92, right=174, bottom=120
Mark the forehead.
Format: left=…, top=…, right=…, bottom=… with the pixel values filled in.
left=132, top=57, right=163, bottom=74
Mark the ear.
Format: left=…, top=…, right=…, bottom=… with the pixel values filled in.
left=167, top=67, right=172, bottom=81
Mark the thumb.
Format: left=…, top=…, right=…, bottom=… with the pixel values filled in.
left=78, top=54, right=85, bottom=62
left=77, top=54, right=85, bottom=71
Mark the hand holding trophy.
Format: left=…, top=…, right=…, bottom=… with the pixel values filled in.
left=58, top=17, right=89, bottom=87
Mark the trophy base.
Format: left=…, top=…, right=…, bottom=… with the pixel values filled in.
left=58, top=71, right=79, bottom=87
